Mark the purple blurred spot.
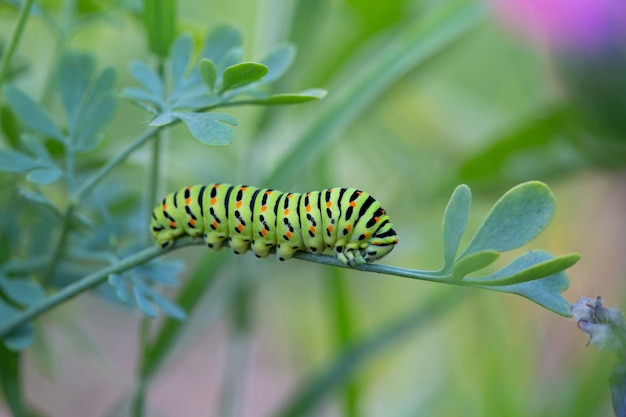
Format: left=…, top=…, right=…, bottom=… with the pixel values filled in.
left=489, top=0, right=626, bottom=52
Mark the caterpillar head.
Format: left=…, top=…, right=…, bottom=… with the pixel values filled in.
left=336, top=226, right=399, bottom=266
left=362, top=226, right=399, bottom=263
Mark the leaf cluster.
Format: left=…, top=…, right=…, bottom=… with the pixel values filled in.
left=123, top=25, right=326, bottom=146
left=0, top=23, right=325, bottom=353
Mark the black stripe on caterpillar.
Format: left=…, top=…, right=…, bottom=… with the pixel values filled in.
left=151, top=184, right=398, bottom=266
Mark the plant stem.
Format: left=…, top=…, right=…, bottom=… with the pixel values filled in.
left=42, top=127, right=159, bottom=285
left=327, top=268, right=359, bottom=417
left=133, top=60, right=165, bottom=417
left=0, top=236, right=579, bottom=339
left=146, top=127, right=162, bottom=217
left=219, top=281, right=252, bottom=417
left=74, top=127, right=160, bottom=202
left=0, top=244, right=164, bottom=338
left=0, top=236, right=443, bottom=339
left=0, top=0, right=35, bottom=86
left=132, top=318, right=151, bottom=417
left=42, top=204, right=74, bottom=285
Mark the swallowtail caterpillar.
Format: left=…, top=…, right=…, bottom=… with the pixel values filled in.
left=151, top=184, right=398, bottom=266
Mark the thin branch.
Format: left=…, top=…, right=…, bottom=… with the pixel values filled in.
left=42, top=205, right=75, bottom=285
left=0, top=235, right=578, bottom=339
left=0, top=237, right=449, bottom=339
left=74, top=127, right=160, bottom=202
left=0, top=0, right=35, bottom=86
left=0, top=244, right=164, bottom=338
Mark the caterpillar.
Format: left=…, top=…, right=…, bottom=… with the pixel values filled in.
left=150, top=184, right=398, bottom=266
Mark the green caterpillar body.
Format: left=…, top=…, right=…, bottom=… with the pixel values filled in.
left=151, top=184, right=398, bottom=266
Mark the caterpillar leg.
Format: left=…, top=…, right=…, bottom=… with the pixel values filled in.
left=334, top=246, right=367, bottom=267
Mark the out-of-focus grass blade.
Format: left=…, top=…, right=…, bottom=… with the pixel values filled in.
left=272, top=289, right=462, bottom=417
left=263, top=0, right=484, bottom=186
left=144, top=0, right=176, bottom=58
left=0, top=345, right=26, bottom=417
left=142, top=252, right=227, bottom=379
left=458, top=104, right=578, bottom=185
left=326, top=267, right=360, bottom=417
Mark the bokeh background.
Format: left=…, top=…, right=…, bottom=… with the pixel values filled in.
left=1, top=0, right=626, bottom=416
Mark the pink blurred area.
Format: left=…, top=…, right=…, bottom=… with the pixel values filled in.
left=0, top=295, right=297, bottom=417
left=488, top=0, right=626, bottom=51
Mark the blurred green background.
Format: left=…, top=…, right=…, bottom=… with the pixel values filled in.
left=1, top=0, right=625, bottom=416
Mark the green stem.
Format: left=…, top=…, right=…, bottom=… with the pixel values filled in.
left=0, top=235, right=578, bottom=340
left=133, top=61, right=165, bottom=417
left=132, top=319, right=151, bottom=417
left=0, top=244, right=164, bottom=338
left=0, top=237, right=446, bottom=339
left=147, top=129, right=162, bottom=216
left=219, top=283, right=252, bottom=417
left=0, top=0, right=35, bottom=87
left=74, top=127, right=160, bottom=202
left=42, top=205, right=75, bottom=285
left=327, top=269, right=359, bottom=417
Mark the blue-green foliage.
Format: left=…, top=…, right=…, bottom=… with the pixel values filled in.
left=123, top=25, right=326, bottom=146
left=108, top=257, right=186, bottom=320
left=435, top=181, right=575, bottom=315
left=0, top=270, right=44, bottom=351
left=0, top=23, right=328, bottom=351
left=0, top=51, right=188, bottom=350
left=0, top=52, right=117, bottom=190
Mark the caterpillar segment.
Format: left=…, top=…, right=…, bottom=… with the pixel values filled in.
left=151, top=183, right=399, bottom=266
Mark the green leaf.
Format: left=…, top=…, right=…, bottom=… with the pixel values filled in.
left=147, top=289, right=187, bottom=321
left=18, top=189, right=60, bottom=215
left=21, top=133, right=49, bottom=160
left=56, top=52, right=96, bottom=132
left=199, top=58, right=217, bottom=93
left=440, top=184, right=471, bottom=271
left=201, top=24, right=243, bottom=67
left=468, top=250, right=574, bottom=316
left=25, top=166, right=63, bottom=184
left=3, top=324, right=35, bottom=351
left=170, top=34, right=193, bottom=84
left=150, top=112, right=176, bottom=127
left=144, top=0, right=176, bottom=58
left=0, top=277, right=45, bottom=307
left=460, top=181, right=555, bottom=258
left=0, top=105, right=20, bottom=147
left=259, top=43, right=296, bottom=84
left=451, top=250, right=499, bottom=279
left=129, top=62, right=163, bottom=100
left=221, top=62, right=268, bottom=92
left=74, top=96, right=117, bottom=152
left=173, top=111, right=238, bottom=146
left=468, top=252, right=581, bottom=287
left=216, top=47, right=244, bottom=76
left=122, top=87, right=162, bottom=108
left=0, top=299, right=34, bottom=351
left=237, top=89, right=327, bottom=105
left=3, top=85, right=64, bottom=142
left=0, top=149, right=40, bottom=172
left=73, top=67, right=118, bottom=152
left=148, top=112, right=176, bottom=127
left=133, top=285, right=158, bottom=318
left=56, top=52, right=97, bottom=129
left=0, top=344, right=26, bottom=417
